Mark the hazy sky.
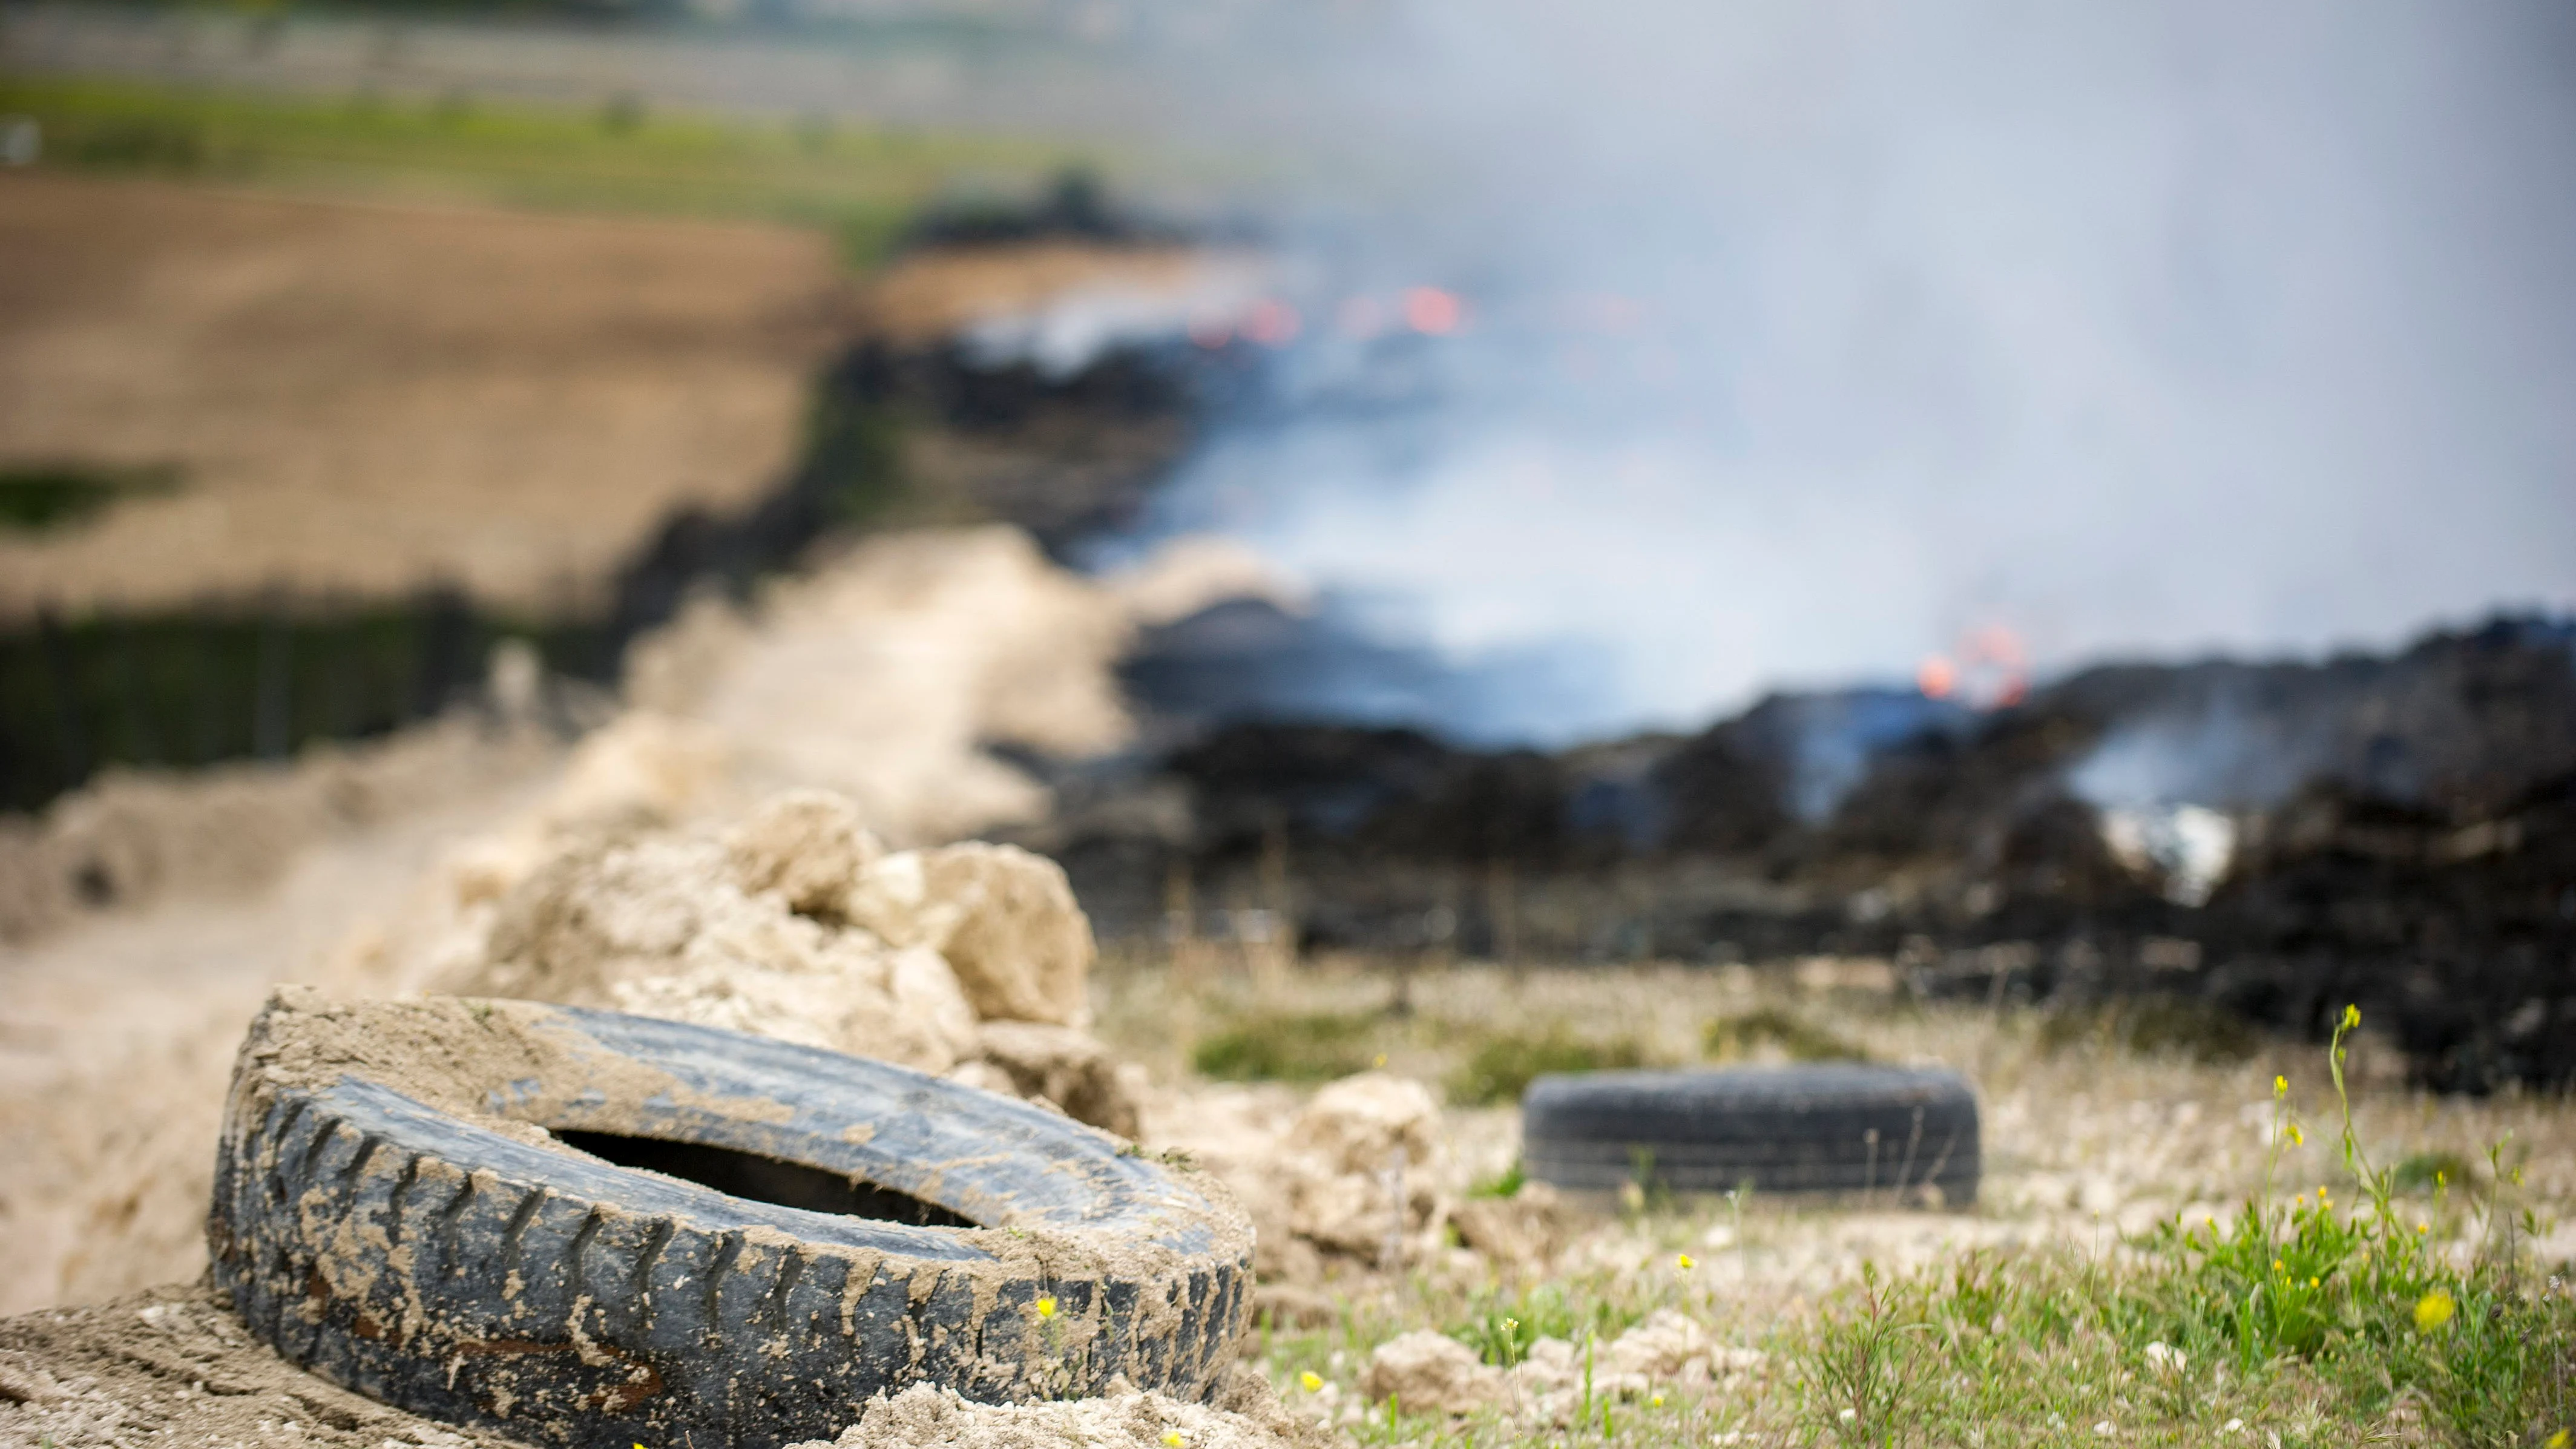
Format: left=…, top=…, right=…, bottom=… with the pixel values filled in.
left=1123, top=1, right=2576, bottom=742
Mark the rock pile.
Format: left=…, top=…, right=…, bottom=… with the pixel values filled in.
left=435, top=787, right=1143, bottom=1134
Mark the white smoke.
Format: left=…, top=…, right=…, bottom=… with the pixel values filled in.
left=1115, top=0, right=2576, bottom=743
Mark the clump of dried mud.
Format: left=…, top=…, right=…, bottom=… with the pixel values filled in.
left=908, top=1375, right=1317, bottom=1449
left=0, top=1283, right=517, bottom=1448
left=424, top=787, right=1143, bottom=1134
left=787, top=1368, right=1323, bottom=1449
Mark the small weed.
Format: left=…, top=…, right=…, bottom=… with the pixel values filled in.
left=1447, top=1282, right=1638, bottom=1368
left=1701, top=1007, right=1870, bottom=1063
left=1779, top=1003, right=2576, bottom=1447
left=1467, top=1158, right=1525, bottom=1200
left=2391, top=1148, right=2480, bottom=1196
left=1445, top=1027, right=1645, bottom=1106
left=1190, top=1011, right=1378, bottom=1082
left=1802, top=1263, right=1932, bottom=1446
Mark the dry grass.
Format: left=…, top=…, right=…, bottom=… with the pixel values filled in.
left=1097, top=954, right=2576, bottom=1445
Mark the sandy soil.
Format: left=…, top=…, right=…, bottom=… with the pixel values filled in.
left=0, top=524, right=1287, bottom=1313
left=0, top=1283, right=526, bottom=1448
left=0, top=171, right=847, bottom=618
left=8, top=955, right=2571, bottom=1447
left=0, top=741, right=565, bottom=1313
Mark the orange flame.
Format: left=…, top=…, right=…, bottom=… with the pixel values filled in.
left=1917, top=655, right=1957, bottom=699
left=1243, top=300, right=1302, bottom=347
left=1404, top=286, right=1465, bottom=335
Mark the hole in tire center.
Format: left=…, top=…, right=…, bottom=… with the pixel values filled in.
left=554, top=1131, right=976, bottom=1227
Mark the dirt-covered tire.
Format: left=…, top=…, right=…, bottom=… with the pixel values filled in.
left=1520, top=1065, right=1980, bottom=1204
left=206, top=989, right=1252, bottom=1449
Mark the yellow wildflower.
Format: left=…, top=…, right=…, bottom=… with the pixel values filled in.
left=2308, top=1277, right=2319, bottom=1289
left=1035, top=1296, right=1057, bottom=1319
left=1651, top=1395, right=1666, bottom=1408
left=2414, top=1290, right=2456, bottom=1332
left=1300, top=1370, right=1324, bottom=1393
left=2273, top=1260, right=2285, bottom=1273
left=2275, top=1075, right=2288, bottom=1097
left=2342, top=1005, right=2361, bottom=1029
left=1677, top=1253, right=1695, bottom=1271
left=2542, top=1430, right=2568, bottom=1449
left=1165, top=1432, right=1185, bottom=1448
left=2287, top=1123, right=2304, bottom=1146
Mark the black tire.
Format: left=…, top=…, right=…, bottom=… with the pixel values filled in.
left=1520, top=1065, right=1980, bottom=1204
left=207, top=990, right=1252, bottom=1449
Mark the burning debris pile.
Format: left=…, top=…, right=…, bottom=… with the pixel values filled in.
left=1027, top=616, right=2576, bottom=1089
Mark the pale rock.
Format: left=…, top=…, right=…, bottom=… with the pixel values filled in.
left=540, top=711, right=729, bottom=833
left=1449, top=1182, right=1574, bottom=1266
left=1288, top=1073, right=1441, bottom=1177
left=1606, top=1309, right=1707, bottom=1381
left=843, top=850, right=953, bottom=948
left=917, top=843, right=1094, bottom=1025
left=1512, top=1338, right=1580, bottom=1390
left=973, top=1020, right=1145, bottom=1138
left=1250, top=1283, right=1337, bottom=1330
left=1358, top=1331, right=1506, bottom=1415
left=1289, top=1171, right=1398, bottom=1258
left=945, top=1059, right=1021, bottom=1099
left=724, top=790, right=886, bottom=919
left=787, top=1368, right=1319, bottom=1449
left=845, top=843, right=1094, bottom=1026
left=446, top=817, right=982, bottom=1075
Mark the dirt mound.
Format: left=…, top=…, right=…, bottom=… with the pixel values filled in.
left=434, top=788, right=1134, bottom=1128
left=787, top=1368, right=1321, bottom=1449
left=0, top=1287, right=1313, bottom=1449
left=0, top=525, right=1289, bottom=1316
left=1151, top=1070, right=1457, bottom=1285
left=0, top=1283, right=525, bottom=1447
left=0, top=714, right=560, bottom=944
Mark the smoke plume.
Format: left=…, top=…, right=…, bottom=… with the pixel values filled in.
left=1108, top=0, right=2576, bottom=744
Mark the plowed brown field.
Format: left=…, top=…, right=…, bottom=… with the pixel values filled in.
left=0, top=171, right=849, bottom=619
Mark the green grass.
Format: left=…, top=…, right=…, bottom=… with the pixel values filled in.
left=2037, top=994, right=2264, bottom=1065
left=1701, top=1005, right=1871, bottom=1063
left=1447, top=1282, right=1641, bottom=1369
left=0, top=463, right=183, bottom=534
left=2393, top=1149, right=2483, bottom=1197
left=1190, top=1010, right=1383, bottom=1083
left=1445, top=1027, right=1649, bottom=1106
left=0, top=74, right=1092, bottom=266
left=1255, top=1007, right=2576, bottom=1449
